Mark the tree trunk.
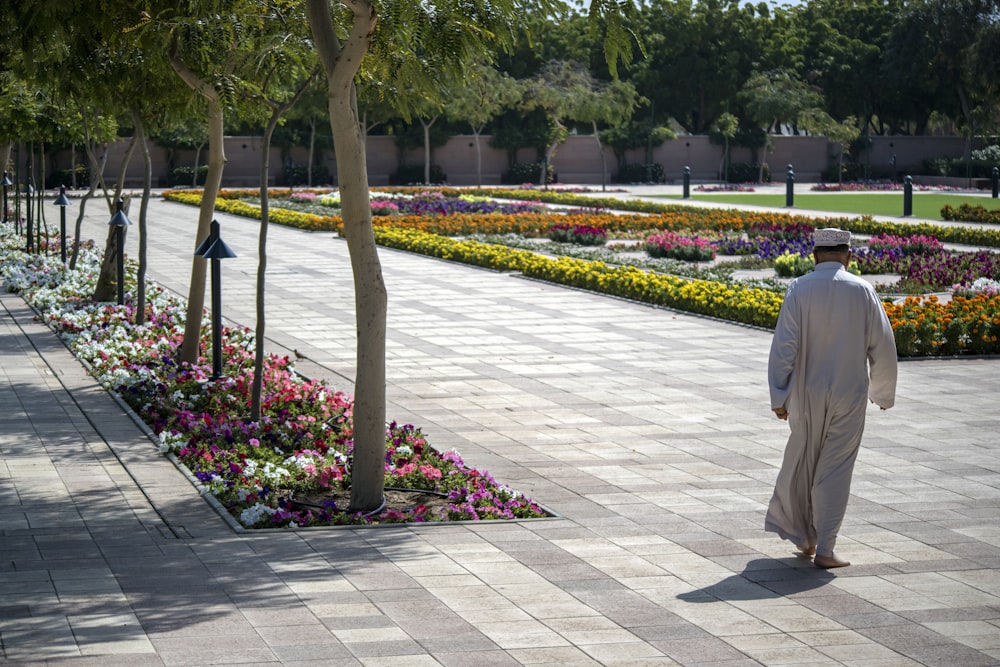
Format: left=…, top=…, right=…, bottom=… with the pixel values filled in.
left=421, top=116, right=438, bottom=185
left=90, top=134, right=137, bottom=301
left=308, top=116, right=316, bottom=187
left=251, top=71, right=315, bottom=419
left=251, top=114, right=280, bottom=422
left=39, top=143, right=49, bottom=253
left=0, top=143, right=10, bottom=175
left=178, top=100, right=226, bottom=364
left=69, top=150, right=106, bottom=271
left=307, top=0, right=387, bottom=514
left=133, top=113, right=152, bottom=325
left=193, top=143, right=204, bottom=188
left=92, top=216, right=126, bottom=302
left=591, top=120, right=606, bottom=192
left=472, top=127, right=483, bottom=188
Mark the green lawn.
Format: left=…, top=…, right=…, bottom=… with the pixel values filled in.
left=659, top=192, right=1000, bottom=220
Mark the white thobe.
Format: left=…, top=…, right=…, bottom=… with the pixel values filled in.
left=765, top=261, right=897, bottom=556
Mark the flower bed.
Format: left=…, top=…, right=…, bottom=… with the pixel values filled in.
left=645, top=231, right=716, bottom=261
left=811, top=181, right=965, bottom=192
left=375, top=227, right=784, bottom=328
left=885, top=295, right=1000, bottom=356
left=0, top=228, right=547, bottom=528
left=548, top=223, right=607, bottom=246
left=162, top=189, right=1000, bottom=356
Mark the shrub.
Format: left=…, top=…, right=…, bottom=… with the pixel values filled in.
left=645, top=231, right=715, bottom=261
left=47, top=165, right=89, bottom=189
left=169, top=165, right=209, bottom=187
left=727, top=162, right=769, bottom=184
left=615, top=163, right=665, bottom=184
left=283, top=163, right=332, bottom=186
left=548, top=223, right=607, bottom=246
left=971, top=145, right=1000, bottom=162
left=774, top=251, right=814, bottom=277
left=390, top=164, right=447, bottom=186
left=503, top=162, right=555, bottom=185
left=941, top=203, right=1000, bottom=225
left=922, top=157, right=996, bottom=179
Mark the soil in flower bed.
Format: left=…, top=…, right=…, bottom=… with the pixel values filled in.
left=286, top=487, right=457, bottom=517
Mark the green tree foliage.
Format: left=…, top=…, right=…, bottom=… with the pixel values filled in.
left=740, top=70, right=825, bottom=181
left=445, top=64, right=522, bottom=186
left=521, top=60, right=641, bottom=187
left=632, top=0, right=765, bottom=134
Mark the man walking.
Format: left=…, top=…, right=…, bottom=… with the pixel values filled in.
left=766, top=228, right=897, bottom=568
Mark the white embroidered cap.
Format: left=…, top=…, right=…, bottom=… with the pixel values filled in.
left=813, top=228, right=851, bottom=247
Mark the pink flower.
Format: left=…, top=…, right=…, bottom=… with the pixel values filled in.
left=420, top=465, right=443, bottom=480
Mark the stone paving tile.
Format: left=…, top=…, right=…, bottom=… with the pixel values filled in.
left=4, top=193, right=1000, bottom=665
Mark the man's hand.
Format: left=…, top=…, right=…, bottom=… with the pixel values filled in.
left=772, top=406, right=788, bottom=421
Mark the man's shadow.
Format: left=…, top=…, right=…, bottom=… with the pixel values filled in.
left=677, top=556, right=836, bottom=602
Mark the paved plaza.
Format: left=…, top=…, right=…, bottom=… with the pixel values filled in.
left=1, top=187, right=999, bottom=665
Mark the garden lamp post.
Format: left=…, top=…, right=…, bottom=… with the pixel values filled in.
left=682, top=166, right=691, bottom=199
left=785, top=164, right=794, bottom=208
left=903, top=175, right=913, bottom=217
left=1, top=172, right=11, bottom=225
left=24, top=182, right=34, bottom=252
left=53, top=185, right=70, bottom=264
left=194, top=219, right=237, bottom=380
left=108, top=198, right=131, bottom=306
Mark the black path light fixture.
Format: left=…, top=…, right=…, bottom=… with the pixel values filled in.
left=1, top=171, right=11, bottom=225
left=194, top=219, right=237, bottom=380
left=108, top=198, right=132, bottom=305
left=903, top=175, right=913, bottom=217
left=24, top=181, right=34, bottom=252
left=53, top=185, right=70, bottom=264
left=785, top=164, right=795, bottom=208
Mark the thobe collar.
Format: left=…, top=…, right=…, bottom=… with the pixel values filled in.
left=814, top=261, right=846, bottom=272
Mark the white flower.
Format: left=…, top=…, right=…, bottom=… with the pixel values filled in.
left=157, top=431, right=186, bottom=454
left=239, top=503, right=277, bottom=526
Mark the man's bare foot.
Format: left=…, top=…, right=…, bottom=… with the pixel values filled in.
left=814, top=553, right=850, bottom=569
left=796, top=545, right=816, bottom=557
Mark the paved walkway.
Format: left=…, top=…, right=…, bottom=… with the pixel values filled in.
left=1, top=188, right=999, bottom=666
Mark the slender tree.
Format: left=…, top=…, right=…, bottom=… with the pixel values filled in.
left=739, top=70, right=824, bottom=182
left=243, top=13, right=319, bottom=421
left=306, top=0, right=640, bottom=512
left=445, top=64, right=521, bottom=187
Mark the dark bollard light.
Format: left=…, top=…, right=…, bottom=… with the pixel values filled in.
left=1, top=172, right=11, bottom=225
left=53, top=185, right=70, bottom=264
left=682, top=166, right=691, bottom=199
left=992, top=167, right=998, bottom=199
left=24, top=183, right=34, bottom=252
left=903, top=175, right=913, bottom=216
left=108, top=199, right=132, bottom=305
left=194, top=219, right=237, bottom=380
left=785, top=164, right=795, bottom=208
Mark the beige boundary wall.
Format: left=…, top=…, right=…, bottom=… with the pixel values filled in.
left=46, top=133, right=977, bottom=188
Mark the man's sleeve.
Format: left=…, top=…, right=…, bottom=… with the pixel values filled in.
left=868, top=293, right=898, bottom=409
left=768, top=291, right=799, bottom=410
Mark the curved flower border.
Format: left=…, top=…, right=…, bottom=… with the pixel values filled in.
left=0, top=227, right=549, bottom=528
